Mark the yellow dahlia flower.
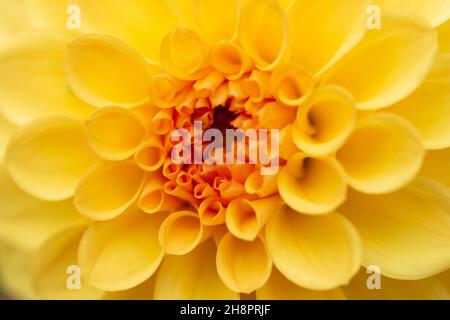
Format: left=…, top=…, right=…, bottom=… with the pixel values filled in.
left=0, top=0, right=450, bottom=300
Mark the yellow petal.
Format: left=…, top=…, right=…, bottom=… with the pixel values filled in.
left=239, top=0, right=289, bottom=70
left=211, top=41, right=253, bottom=81
left=4, top=117, right=97, bottom=201
left=292, top=86, right=356, bottom=155
left=420, top=148, right=450, bottom=186
left=278, top=153, right=347, bottom=215
left=0, top=113, right=16, bottom=160
left=194, top=0, right=239, bottom=42
left=0, top=0, right=32, bottom=46
left=134, top=135, right=166, bottom=172
left=226, top=195, right=280, bottom=241
left=216, top=233, right=272, bottom=294
left=72, top=0, right=178, bottom=61
left=102, top=277, right=155, bottom=300
left=257, top=101, right=296, bottom=129
left=266, top=205, right=362, bottom=290
left=439, top=20, right=450, bottom=53
left=345, top=268, right=449, bottom=300
left=154, top=239, right=239, bottom=299
left=341, top=178, right=450, bottom=280
left=289, top=0, right=369, bottom=76
left=375, top=0, right=450, bottom=27
left=257, top=268, right=346, bottom=300
left=160, top=28, right=210, bottom=80
left=328, top=13, right=438, bottom=110
left=0, top=30, right=93, bottom=125
left=0, top=243, right=36, bottom=299
left=78, top=209, right=165, bottom=291
left=158, top=210, right=204, bottom=255
left=138, top=173, right=183, bottom=214
left=64, top=34, right=153, bottom=108
left=0, top=165, right=88, bottom=251
left=336, top=113, right=424, bottom=194
left=386, top=54, right=450, bottom=149
left=244, top=170, right=278, bottom=198
left=270, top=64, right=314, bottom=107
left=32, top=226, right=104, bottom=300
left=85, top=107, right=147, bottom=161
left=198, top=197, right=226, bottom=226
left=74, top=160, right=146, bottom=221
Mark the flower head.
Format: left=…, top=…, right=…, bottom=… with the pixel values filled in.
left=0, top=0, right=450, bottom=300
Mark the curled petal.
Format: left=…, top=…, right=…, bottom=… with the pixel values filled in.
left=150, top=73, right=191, bottom=109
left=257, top=268, right=346, bottom=300
left=194, top=70, right=225, bottom=98
left=336, top=113, right=424, bottom=194
left=239, top=0, right=289, bottom=70
left=85, top=107, right=147, bottom=161
left=64, top=34, right=153, bottom=108
left=0, top=30, right=93, bottom=125
left=155, top=239, right=239, bottom=300
left=279, top=125, right=299, bottom=160
left=258, top=101, right=296, bottom=129
left=74, top=160, right=146, bottom=221
left=278, top=153, right=347, bottom=215
left=134, top=135, right=166, bottom=172
left=216, top=233, right=272, bottom=294
left=211, top=41, right=253, bottom=80
left=288, top=0, right=369, bottom=77
left=242, top=70, right=271, bottom=103
left=138, top=172, right=183, bottom=214
left=270, top=64, right=314, bottom=107
left=226, top=195, right=280, bottom=241
left=152, top=109, right=174, bottom=135
left=340, top=178, right=450, bottom=280
left=160, top=28, right=210, bottom=80
left=78, top=209, right=165, bottom=291
left=292, top=86, right=356, bottom=155
left=386, top=54, right=450, bottom=149
left=199, top=197, right=226, bottom=226
left=266, top=205, right=362, bottom=290
left=32, top=226, right=104, bottom=300
left=5, top=117, right=97, bottom=201
left=158, top=210, right=204, bottom=255
left=194, top=0, right=240, bottom=42
left=328, top=13, right=438, bottom=110
left=244, top=170, right=278, bottom=198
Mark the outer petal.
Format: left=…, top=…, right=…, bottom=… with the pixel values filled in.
left=194, top=0, right=239, bottom=42
left=74, top=160, right=147, bottom=221
left=439, top=20, right=450, bottom=53
left=340, top=178, right=450, bottom=280
left=4, top=117, right=98, bottom=201
left=386, top=54, right=450, bottom=149
left=0, top=30, right=94, bottom=125
left=68, top=0, right=178, bottom=61
left=216, top=233, right=272, bottom=294
left=78, top=209, right=165, bottom=291
left=32, top=226, right=104, bottom=300
left=420, top=148, right=450, bottom=186
left=64, top=34, right=154, bottom=108
left=257, top=268, right=346, bottom=300
left=0, top=0, right=33, bottom=45
left=239, top=0, right=289, bottom=70
left=0, top=113, right=15, bottom=160
left=266, top=204, right=362, bottom=291
left=345, top=268, right=449, bottom=300
left=288, top=0, right=369, bottom=76
left=327, top=13, right=438, bottom=110
left=336, top=113, right=424, bottom=194
left=0, top=164, right=88, bottom=247
left=102, top=277, right=155, bottom=300
left=375, top=0, right=450, bottom=28
left=154, top=240, right=239, bottom=300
